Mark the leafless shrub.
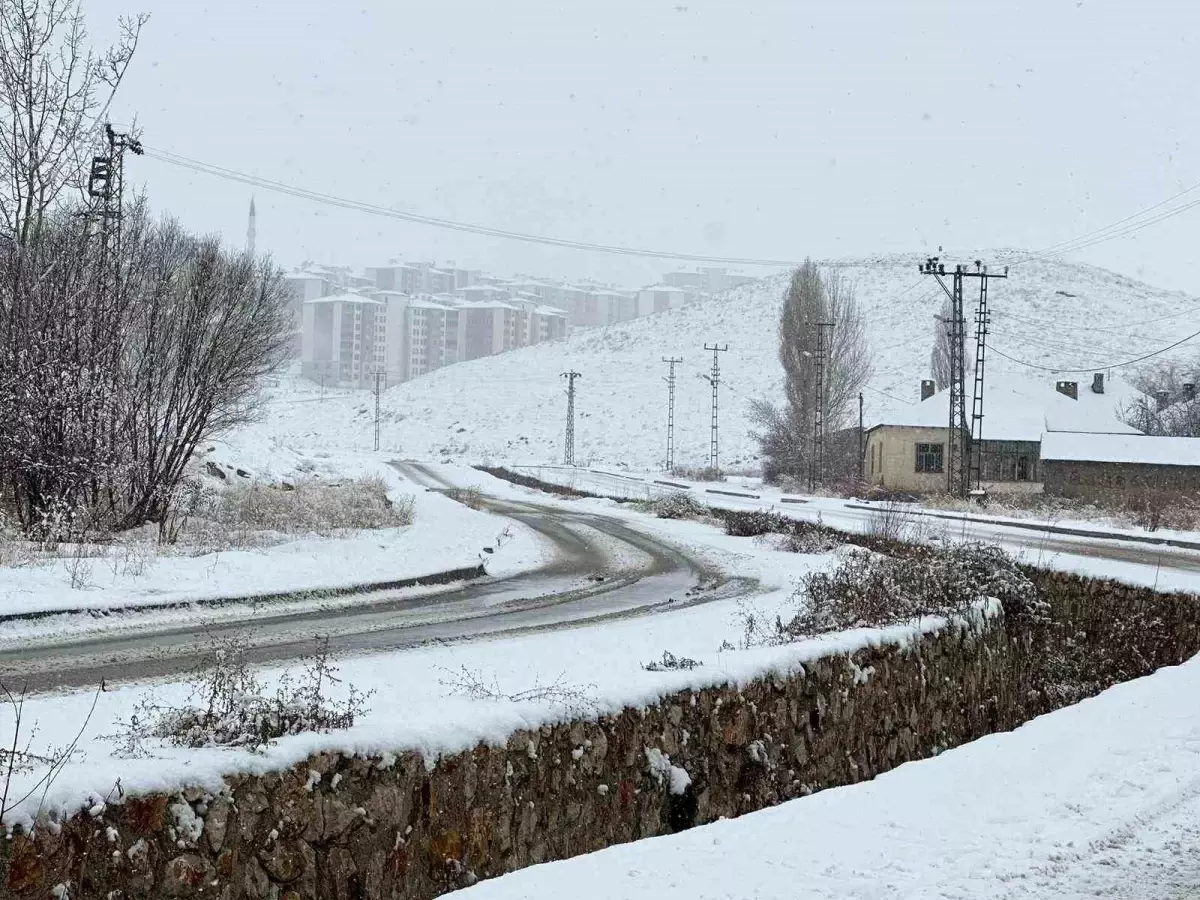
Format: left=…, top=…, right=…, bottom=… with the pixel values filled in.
left=64, top=543, right=99, bottom=590
left=1, top=680, right=102, bottom=827
left=642, top=651, right=702, bottom=672
left=444, top=486, right=484, bottom=510
left=103, top=635, right=372, bottom=753
left=865, top=498, right=912, bottom=542
left=437, top=665, right=597, bottom=714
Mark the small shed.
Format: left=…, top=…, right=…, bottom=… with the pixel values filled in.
left=1041, top=433, right=1200, bottom=502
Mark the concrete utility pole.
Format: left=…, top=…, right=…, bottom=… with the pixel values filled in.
left=561, top=371, right=582, bottom=466
left=919, top=257, right=1008, bottom=497
left=809, top=322, right=834, bottom=491
left=703, top=343, right=728, bottom=474
left=372, top=367, right=386, bottom=451
left=662, top=356, right=683, bottom=473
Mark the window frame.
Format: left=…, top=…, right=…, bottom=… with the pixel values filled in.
left=914, top=442, right=945, bottom=474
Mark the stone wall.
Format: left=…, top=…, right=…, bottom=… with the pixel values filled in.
left=1042, top=458, right=1200, bottom=504
left=6, top=552, right=1200, bottom=900
left=3, top=612, right=1030, bottom=900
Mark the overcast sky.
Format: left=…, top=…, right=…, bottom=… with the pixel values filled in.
left=88, top=0, right=1199, bottom=292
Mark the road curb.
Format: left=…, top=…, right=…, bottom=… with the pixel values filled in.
left=0, top=564, right=488, bottom=625
left=843, top=503, right=1200, bottom=552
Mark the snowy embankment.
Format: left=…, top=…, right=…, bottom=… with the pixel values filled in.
left=2, top=491, right=852, bottom=829
left=0, top=449, right=546, bottom=626
left=459, top=653, right=1200, bottom=900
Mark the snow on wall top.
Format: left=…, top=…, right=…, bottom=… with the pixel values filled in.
left=1041, top=432, right=1200, bottom=467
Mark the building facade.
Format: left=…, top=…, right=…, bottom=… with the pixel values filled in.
left=300, top=294, right=386, bottom=388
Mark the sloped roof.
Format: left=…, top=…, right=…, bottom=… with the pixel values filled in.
left=1041, top=432, right=1200, bottom=466
left=302, top=292, right=383, bottom=306
left=875, top=375, right=1140, bottom=441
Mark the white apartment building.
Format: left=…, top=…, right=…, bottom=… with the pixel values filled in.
left=300, top=293, right=387, bottom=388
left=662, top=267, right=754, bottom=295
left=636, top=284, right=701, bottom=317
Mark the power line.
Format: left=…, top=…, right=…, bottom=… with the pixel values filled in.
left=1007, top=188, right=1200, bottom=267
left=989, top=325, right=1200, bottom=374
left=143, top=146, right=806, bottom=267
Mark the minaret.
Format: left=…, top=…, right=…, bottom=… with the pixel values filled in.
left=246, top=196, right=257, bottom=256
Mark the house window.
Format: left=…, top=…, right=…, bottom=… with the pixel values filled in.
left=915, top=442, right=944, bottom=474
left=1017, top=456, right=1030, bottom=481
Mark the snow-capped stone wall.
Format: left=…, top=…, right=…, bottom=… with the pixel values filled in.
left=6, top=569, right=1200, bottom=900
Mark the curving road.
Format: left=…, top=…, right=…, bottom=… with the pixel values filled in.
left=0, top=462, right=753, bottom=694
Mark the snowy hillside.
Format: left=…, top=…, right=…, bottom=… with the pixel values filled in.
left=246, top=253, right=1200, bottom=471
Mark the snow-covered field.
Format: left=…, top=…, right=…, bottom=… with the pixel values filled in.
left=248, top=254, right=1199, bottom=470
left=459, top=650, right=1200, bottom=900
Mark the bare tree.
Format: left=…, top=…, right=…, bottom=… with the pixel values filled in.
left=1120, top=359, right=1200, bottom=437
left=0, top=204, right=291, bottom=538
left=752, top=260, right=872, bottom=483
left=930, top=297, right=952, bottom=391
left=929, top=296, right=975, bottom=392
left=0, top=0, right=146, bottom=243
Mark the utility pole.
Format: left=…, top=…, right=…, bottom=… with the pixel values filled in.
left=919, top=257, right=1008, bottom=497
left=88, top=123, right=143, bottom=303
left=969, top=273, right=995, bottom=493
left=703, top=344, right=728, bottom=474
left=562, top=371, right=582, bottom=466
left=858, top=391, right=865, bottom=483
left=372, top=367, right=386, bottom=451
left=662, top=357, right=683, bottom=473
left=809, top=322, right=834, bottom=491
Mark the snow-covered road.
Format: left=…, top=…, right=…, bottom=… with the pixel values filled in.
left=0, top=464, right=753, bottom=693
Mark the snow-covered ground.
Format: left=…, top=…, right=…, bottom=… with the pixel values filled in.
left=459, top=651, right=1200, bottom=900
left=1, top=493, right=848, bottom=829
left=0, top=448, right=546, bottom=623
left=244, top=255, right=1199, bottom=471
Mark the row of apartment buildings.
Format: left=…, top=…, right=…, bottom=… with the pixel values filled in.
left=288, top=260, right=751, bottom=388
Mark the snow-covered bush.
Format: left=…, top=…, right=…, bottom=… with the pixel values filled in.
left=444, top=486, right=484, bottom=510
left=723, top=509, right=791, bottom=537
left=647, top=492, right=709, bottom=520
left=779, top=542, right=1046, bottom=639
left=642, top=651, right=702, bottom=671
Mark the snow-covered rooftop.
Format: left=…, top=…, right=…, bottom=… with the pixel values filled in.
left=874, top=375, right=1140, bottom=441
left=301, top=292, right=383, bottom=306
left=1041, top=432, right=1200, bottom=466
